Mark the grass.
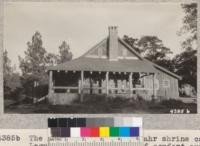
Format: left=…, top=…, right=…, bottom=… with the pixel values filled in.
left=4, top=95, right=197, bottom=114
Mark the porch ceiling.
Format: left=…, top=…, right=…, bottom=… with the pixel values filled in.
left=47, top=57, right=158, bottom=73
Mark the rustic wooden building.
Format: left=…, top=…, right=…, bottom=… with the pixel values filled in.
left=47, top=26, right=181, bottom=105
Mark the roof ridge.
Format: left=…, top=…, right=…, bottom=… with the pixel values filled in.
left=118, top=37, right=143, bottom=60
left=118, top=37, right=182, bottom=80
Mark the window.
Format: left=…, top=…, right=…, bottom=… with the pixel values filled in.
left=163, top=79, right=170, bottom=88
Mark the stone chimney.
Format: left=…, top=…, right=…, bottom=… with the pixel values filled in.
left=108, top=26, right=118, bottom=61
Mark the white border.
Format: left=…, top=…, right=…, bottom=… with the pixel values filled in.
left=0, top=0, right=199, bottom=129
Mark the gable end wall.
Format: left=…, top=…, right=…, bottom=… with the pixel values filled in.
left=156, top=70, right=179, bottom=100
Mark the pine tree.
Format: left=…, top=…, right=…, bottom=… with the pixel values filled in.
left=58, top=41, right=73, bottom=63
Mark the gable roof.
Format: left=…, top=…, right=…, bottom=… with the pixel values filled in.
left=81, top=37, right=108, bottom=57
left=118, top=37, right=182, bottom=80
left=48, top=35, right=181, bottom=80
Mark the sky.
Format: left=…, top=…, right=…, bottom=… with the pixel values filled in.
left=4, top=2, right=186, bottom=71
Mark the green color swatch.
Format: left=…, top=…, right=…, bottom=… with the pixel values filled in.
left=110, top=127, right=119, bottom=137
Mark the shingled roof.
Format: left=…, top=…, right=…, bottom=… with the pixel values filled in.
left=47, top=26, right=181, bottom=80
left=48, top=57, right=158, bottom=73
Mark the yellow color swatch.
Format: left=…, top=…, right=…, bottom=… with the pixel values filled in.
left=99, top=127, right=110, bottom=137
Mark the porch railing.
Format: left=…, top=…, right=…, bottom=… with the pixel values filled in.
left=51, top=86, right=155, bottom=93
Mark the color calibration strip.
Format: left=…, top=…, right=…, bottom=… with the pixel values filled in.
left=50, top=126, right=139, bottom=137
left=48, top=117, right=142, bottom=138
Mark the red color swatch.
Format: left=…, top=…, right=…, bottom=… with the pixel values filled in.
left=90, top=128, right=99, bottom=137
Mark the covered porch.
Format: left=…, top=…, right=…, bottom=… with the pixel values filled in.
left=48, top=70, right=158, bottom=104
left=47, top=58, right=159, bottom=104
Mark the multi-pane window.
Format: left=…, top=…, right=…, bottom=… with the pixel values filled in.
left=163, top=79, right=170, bottom=88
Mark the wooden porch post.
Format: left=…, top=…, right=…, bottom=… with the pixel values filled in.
left=48, top=70, right=53, bottom=96
left=152, top=73, right=155, bottom=100
left=99, top=79, right=102, bottom=94
left=80, top=71, right=84, bottom=102
left=79, top=71, right=83, bottom=94
left=129, top=72, right=133, bottom=98
left=81, top=71, right=84, bottom=90
left=153, top=73, right=157, bottom=99
left=106, top=72, right=109, bottom=95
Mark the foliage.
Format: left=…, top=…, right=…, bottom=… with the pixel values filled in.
left=122, top=3, right=197, bottom=91
left=155, top=59, right=175, bottom=72
left=17, top=32, right=49, bottom=99
left=178, top=3, right=197, bottom=50
left=3, top=50, right=22, bottom=100
left=161, top=99, right=185, bottom=108
left=3, top=50, right=12, bottom=75
left=173, top=49, right=197, bottom=89
left=123, top=35, right=173, bottom=71
left=45, top=53, right=59, bottom=66
left=138, top=36, right=172, bottom=62
left=123, top=35, right=172, bottom=62
left=123, top=35, right=140, bottom=53
left=173, top=3, right=197, bottom=90
left=4, top=73, right=22, bottom=100
left=19, top=31, right=47, bottom=79
left=45, top=41, right=73, bottom=66
left=44, top=41, right=73, bottom=66
left=18, top=32, right=49, bottom=100
left=16, top=32, right=73, bottom=100
left=58, top=41, right=73, bottom=63
left=19, top=74, right=47, bottom=98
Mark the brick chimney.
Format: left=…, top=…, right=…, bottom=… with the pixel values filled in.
left=108, top=26, right=118, bottom=61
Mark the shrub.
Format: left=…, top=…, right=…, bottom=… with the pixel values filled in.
left=107, top=96, right=131, bottom=108
left=161, top=99, right=185, bottom=108
left=82, top=94, right=107, bottom=104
